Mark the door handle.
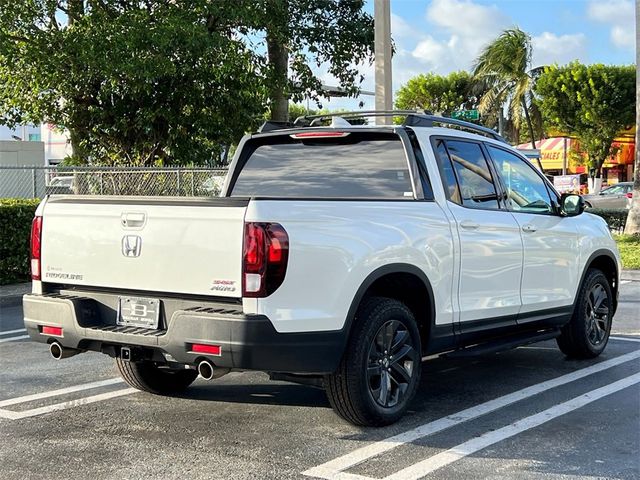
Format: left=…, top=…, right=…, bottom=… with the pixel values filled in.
left=521, top=224, right=537, bottom=233
left=121, top=212, right=146, bottom=229
left=460, top=221, right=480, bottom=230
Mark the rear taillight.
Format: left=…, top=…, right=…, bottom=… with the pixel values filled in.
left=243, top=222, right=289, bottom=297
left=30, top=216, right=43, bottom=280
left=625, top=192, right=633, bottom=199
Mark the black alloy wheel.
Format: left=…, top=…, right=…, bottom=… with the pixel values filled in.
left=366, top=319, right=418, bottom=409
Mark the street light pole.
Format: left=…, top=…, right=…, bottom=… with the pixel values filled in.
left=374, top=0, right=392, bottom=125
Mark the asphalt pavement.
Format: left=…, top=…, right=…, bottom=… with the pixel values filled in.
left=0, top=281, right=638, bottom=480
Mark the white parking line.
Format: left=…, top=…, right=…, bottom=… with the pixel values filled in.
left=620, top=280, right=632, bottom=285
left=611, top=336, right=640, bottom=343
left=303, top=349, right=640, bottom=479
left=0, top=378, right=124, bottom=408
left=0, top=328, right=27, bottom=336
left=385, top=373, right=640, bottom=480
left=0, top=334, right=30, bottom=343
left=0, top=388, right=137, bottom=420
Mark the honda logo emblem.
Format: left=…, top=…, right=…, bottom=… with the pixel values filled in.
left=122, top=235, right=142, bottom=257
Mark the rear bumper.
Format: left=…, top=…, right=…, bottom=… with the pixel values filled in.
left=23, top=293, right=344, bottom=374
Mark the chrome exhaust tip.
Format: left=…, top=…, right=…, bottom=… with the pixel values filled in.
left=197, top=360, right=229, bottom=380
left=49, top=341, right=80, bottom=360
left=198, top=360, right=215, bottom=380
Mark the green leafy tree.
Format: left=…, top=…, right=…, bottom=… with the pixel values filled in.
left=473, top=28, right=541, bottom=149
left=253, top=0, right=374, bottom=122
left=0, top=1, right=266, bottom=166
left=394, top=71, right=477, bottom=116
left=288, top=103, right=317, bottom=121
left=535, top=62, right=635, bottom=178
left=1, top=1, right=373, bottom=165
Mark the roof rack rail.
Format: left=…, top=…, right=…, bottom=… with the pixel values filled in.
left=258, top=121, right=295, bottom=133
left=293, top=110, right=429, bottom=127
left=404, top=114, right=507, bottom=143
left=291, top=110, right=507, bottom=144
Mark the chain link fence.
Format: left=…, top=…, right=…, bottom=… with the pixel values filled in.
left=0, top=166, right=228, bottom=199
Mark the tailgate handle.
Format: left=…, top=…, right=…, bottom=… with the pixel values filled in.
left=121, top=212, right=146, bottom=229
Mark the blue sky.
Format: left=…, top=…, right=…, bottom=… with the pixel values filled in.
left=316, top=0, right=636, bottom=110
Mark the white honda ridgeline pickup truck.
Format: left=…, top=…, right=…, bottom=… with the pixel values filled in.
left=24, top=111, right=620, bottom=426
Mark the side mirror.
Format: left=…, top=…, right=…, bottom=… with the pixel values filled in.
left=560, top=194, right=584, bottom=217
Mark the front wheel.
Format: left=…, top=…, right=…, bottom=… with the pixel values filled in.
left=325, top=297, right=422, bottom=426
left=116, top=358, right=198, bottom=395
left=557, top=268, right=613, bottom=359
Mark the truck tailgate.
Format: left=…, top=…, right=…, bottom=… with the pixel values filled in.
left=40, top=196, right=248, bottom=298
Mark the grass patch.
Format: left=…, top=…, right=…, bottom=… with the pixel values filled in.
left=614, top=234, right=640, bottom=270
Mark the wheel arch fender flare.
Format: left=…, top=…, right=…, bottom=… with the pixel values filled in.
left=336, top=263, right=437, bottom=354
left=573, top=248, right=619, bottom=316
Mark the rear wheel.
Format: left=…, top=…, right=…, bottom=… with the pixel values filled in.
left=116, top=358, right=198, bottom=395
left=325, top=297, right=422, bottom=426
left=557, top=268, right=613, bottom=359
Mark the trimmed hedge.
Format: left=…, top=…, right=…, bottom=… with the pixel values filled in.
left=0, top=199, right=40, bottom=285
left=587, top=208, right=629, bottom=232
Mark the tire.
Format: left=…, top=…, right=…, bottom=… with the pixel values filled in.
left=557, top=268, right=613, bottom=359
left=116, top=358, right=198, bottom=395
left=325, top=297, right=422, bottom=427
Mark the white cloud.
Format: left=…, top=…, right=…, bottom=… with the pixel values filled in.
left=426, top=0, right=510, bottom=44
left=410, top=0, right=511, bottom=74
left=587, top=0, right=635, bottom=49
left=532, top=32, right=587, bottom=67
left=391, top=13, right=424, bottom=41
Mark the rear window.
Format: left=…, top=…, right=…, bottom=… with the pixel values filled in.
left=230, top=132, right=414, bottom=199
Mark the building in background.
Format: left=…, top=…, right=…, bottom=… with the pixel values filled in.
left=41, top=124, right=71, bottom=165
left=0, top=124, right=40, bottom=142
left=517, top=135, right=635, bottom=188
left=0, top=139, right=46, bottom=198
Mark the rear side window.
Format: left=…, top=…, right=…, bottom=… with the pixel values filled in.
left=230, top=132, right=415, bottom=199
left=444, top=140, right=500, bottom=210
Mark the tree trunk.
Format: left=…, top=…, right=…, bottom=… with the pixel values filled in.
left=68, top=128, right=88, bottom=164
left=522, top=98, right=544, bottom=172
left=266, top=31, right=289, bottom=122
left=624, top=0, right=640, bottom=235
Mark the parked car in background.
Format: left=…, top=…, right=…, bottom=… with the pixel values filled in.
left=582, top=182, right=633, bottom=210
left=44, top=176, right=75, bottom=195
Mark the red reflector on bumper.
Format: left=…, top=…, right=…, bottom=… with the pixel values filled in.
left=191, top=344, right=221, bottom=356
left=42, top=326, right=63, bottom=336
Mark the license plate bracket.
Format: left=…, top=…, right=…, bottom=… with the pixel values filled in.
left=117, top=296, right=161, bottom=329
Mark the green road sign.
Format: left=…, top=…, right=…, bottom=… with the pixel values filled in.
left=451, top=109, right=480, bottom=121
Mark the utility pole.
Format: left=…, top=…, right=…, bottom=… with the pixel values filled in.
left=374, top=0, right=392, bottom=125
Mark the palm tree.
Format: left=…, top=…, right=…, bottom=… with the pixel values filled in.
left=473, top=28, right=540, bottom=152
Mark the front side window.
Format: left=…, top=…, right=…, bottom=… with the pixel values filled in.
left=434, top=140, right=461, bottom=204
left=487, top=145, right=554, bottom=214
left=444, top=140, right=500, bottom=210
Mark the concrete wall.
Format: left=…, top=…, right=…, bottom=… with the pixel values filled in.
left=0, top=141, right=46, bottom=198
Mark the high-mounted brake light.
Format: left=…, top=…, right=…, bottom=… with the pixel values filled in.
left=290, top=131, right=350, bottom=139
left=243, top=222, right=289, bottom=298
left=30, top=216, right=43, bottom=280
